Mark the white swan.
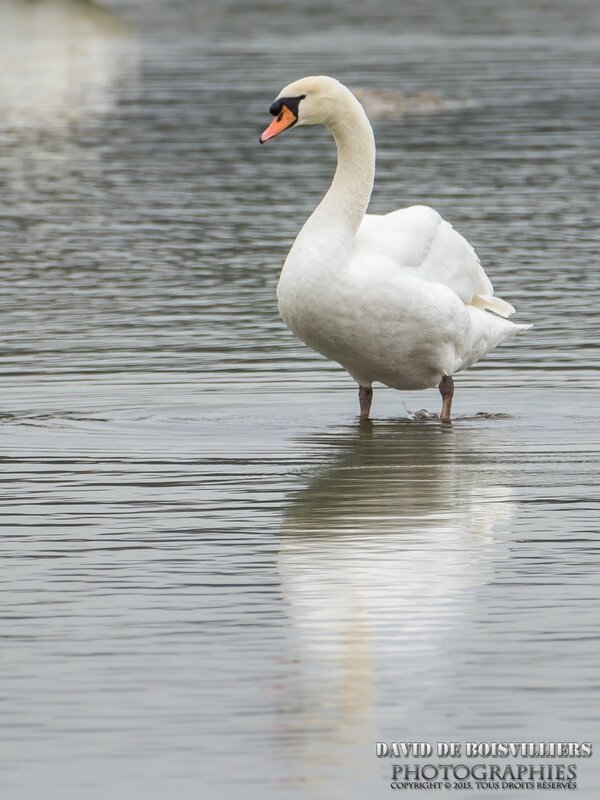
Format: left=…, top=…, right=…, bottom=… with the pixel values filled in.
left=259, top=76, right=529, bottom=420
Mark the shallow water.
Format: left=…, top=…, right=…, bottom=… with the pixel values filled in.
left=1, top=0, right=599, bottom=798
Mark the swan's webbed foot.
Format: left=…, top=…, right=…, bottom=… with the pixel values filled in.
left=358, top=385, right=373, bottom=419
left=439, top=375, right=454, bottom=422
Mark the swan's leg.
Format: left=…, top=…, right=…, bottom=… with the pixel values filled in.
left=439, top=375, right=454, bottom=422
left=358, top=385, right=373, bottom=419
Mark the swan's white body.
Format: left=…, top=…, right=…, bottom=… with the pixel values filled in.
left=265, top=77, right=528, bottom=399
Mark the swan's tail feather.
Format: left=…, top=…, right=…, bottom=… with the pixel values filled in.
left=471, top=293, right=516, bottom=318
left=454, top=309, right=531, bottom=373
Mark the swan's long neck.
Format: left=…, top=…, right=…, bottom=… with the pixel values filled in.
left=277, top=86, right=375, bottom=331
left=302, top=95, right=376, bottom=241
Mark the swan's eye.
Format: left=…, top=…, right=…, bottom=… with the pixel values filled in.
left=269, top=94, right=306, bottom=118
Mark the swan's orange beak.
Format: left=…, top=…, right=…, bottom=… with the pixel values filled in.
left=259, top=105, right=297, bottom=144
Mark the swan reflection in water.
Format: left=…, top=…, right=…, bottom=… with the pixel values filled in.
left=275, top=420, right=513, bottom=796
left=0, top=0, right=135, bottom=133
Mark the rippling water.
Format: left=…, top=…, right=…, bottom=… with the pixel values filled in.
left=1, top=0, right=599, bottom=798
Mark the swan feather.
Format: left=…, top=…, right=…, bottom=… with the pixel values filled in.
left=355, top=205, right=515, bottom=317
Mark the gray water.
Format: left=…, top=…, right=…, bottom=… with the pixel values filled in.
left=1, top=1, right=599, bottom=798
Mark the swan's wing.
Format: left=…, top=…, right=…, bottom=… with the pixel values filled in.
left=355, top=205, right=515, bottom=317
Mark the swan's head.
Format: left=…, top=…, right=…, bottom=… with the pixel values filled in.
left=259, top=75, right=350, bottom=143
